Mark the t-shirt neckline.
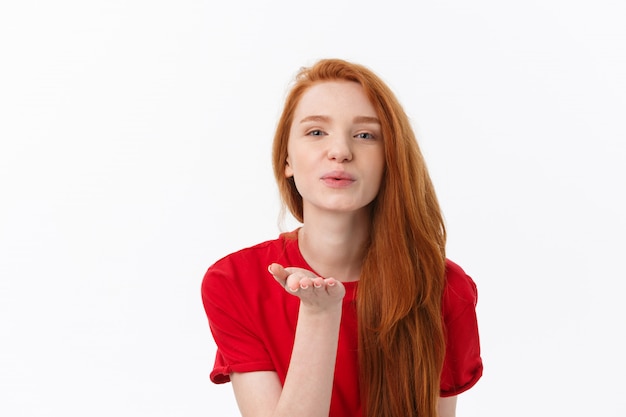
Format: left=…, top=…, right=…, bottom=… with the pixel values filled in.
left=283, top=228, right=359, bottom=290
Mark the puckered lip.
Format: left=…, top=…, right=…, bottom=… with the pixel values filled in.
left=320, top=170, right=356, bottom=181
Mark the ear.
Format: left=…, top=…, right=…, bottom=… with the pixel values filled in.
left=284, top=156, right=293, bottom=178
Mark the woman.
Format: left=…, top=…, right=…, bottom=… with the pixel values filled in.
left=202, top=59, right=482, bottom=417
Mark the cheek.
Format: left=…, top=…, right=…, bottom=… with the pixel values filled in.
left=284, top=143, right=307, bottom=178
left=372, top=150, right=385, bottom=181
left=372, top=158, right=386, bottom=193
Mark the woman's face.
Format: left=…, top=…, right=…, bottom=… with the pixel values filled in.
left=285, top=81, right=385, bottom=218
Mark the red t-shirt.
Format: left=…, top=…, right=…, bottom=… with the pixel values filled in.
left=202, top=231, right=482, bottom=416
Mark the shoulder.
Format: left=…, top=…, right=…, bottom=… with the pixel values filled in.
left=202, top=231, right=297, bottom=293
left=209, top=232, right=295, bottom=273
left=201, top=232, right=301, bottom=331
left=443, top=259, right=478, bottom=320
left=444, top=259, right=478, bottom=302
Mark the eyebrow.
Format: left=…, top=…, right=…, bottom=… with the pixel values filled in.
left=299, top=115, right=331, bottom=124
left=298, top=115, right=381, bottom=125
left=353, top=116, right=381, bottom=125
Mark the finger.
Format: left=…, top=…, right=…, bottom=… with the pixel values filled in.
left=322, top=277, right=340, bottom=292
left=267, top=263, right=289, bottom=286
left=286, top=271, right=311, bottom=292
left=299, top=275, right=317, bottom=290
left=311, top=277, right=323, bottom=288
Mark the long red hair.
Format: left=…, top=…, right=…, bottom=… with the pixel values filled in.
left=272, top=59, right=447, bottom=417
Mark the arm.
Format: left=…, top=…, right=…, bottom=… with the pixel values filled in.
left=230, top=264, right=345, bottom=417
left=438, top=396, right=457, bottom=417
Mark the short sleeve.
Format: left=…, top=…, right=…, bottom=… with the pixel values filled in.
left=201, top=258, right=275, bottom=384
left=440, top=261, right=483, bottom=396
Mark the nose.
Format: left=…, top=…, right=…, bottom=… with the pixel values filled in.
left=326, top=134, right=352, bottom=162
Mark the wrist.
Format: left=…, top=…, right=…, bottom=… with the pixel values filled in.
left=298, top=301, right=343, bottom=319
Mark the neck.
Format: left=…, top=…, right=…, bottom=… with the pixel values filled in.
left=298, top=208, right=371, bottom=282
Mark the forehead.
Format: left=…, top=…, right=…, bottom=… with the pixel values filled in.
left=293, top=81, right=377, bottom=118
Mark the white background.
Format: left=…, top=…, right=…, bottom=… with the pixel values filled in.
left=1, top=1, right=625, bottom=416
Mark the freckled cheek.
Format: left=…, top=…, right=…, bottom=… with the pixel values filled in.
left=285, top=151, right=318, bottom=182
left=372, top=161, right=385, bottom=193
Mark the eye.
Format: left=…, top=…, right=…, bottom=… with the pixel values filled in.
left=307, top=129, right=325, bottom=136
left=355, top=132, right=375, bottom=140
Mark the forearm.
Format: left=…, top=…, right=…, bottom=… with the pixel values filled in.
left=437, top=396, right=457, bottom=417
left=232, top=264, right=346, bottom=417
left=274, top=303, right=342, bottom=417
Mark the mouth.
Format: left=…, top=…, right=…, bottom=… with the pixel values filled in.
left=320, top=171, right=355, bottom=187
left=321, top=171, right=355, bottom=181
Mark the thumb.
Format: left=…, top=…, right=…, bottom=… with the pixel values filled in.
left=267, top=263, right=288, bottom=286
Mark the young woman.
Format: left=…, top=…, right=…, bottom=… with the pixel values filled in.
left=202, top=59, right=483, bottom=417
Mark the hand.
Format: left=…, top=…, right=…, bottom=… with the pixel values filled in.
left=267, top=263, right=346, bottom=309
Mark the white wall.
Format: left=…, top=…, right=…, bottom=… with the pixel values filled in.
left=1, top=1, right=625, bottom=416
